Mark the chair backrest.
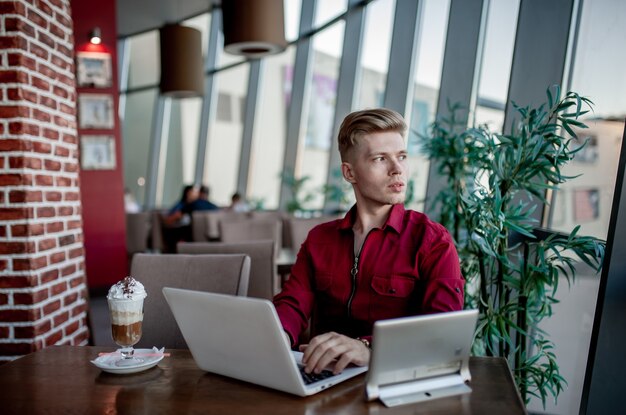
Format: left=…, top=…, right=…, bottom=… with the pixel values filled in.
left=219, top=218, right=282, bottom=256
left=289, top=216, right=337, bottom=252
left=148, top=210, right=167, bottom=252
left=190, top=211, right=211, bottom=242
left=125, top=212, right=151, bottom=254
left=131, top=253, right=250, bottom=349
left=251, top=210, right=291, bottom=248
left=192, top=210, right=250, bottom=241
left=178, top=240, right=275, bottom=300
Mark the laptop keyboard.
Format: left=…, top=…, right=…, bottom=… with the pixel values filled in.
left=299, top=366, right=337, bottom=385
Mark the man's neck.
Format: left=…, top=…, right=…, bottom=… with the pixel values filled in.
left=353, top=203, right=393, bottom=235
left=351, top=203, right=393, bottom=256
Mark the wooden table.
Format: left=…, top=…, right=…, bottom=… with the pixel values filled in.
left=0, top=346, right=525, bottom=414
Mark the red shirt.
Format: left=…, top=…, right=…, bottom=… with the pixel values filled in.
left=274, top=204, right=464, bottom=346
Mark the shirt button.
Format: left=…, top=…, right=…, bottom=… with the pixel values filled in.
left=389, top=288, right=396, bottom=294
left=455, top=287, right=461, bottom=293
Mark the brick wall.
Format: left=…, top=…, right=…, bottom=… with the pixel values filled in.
left=0, top=0, right=89, bottom=363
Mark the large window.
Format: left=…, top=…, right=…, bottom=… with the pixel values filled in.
left=127, top=31, right=159, bottom=89
left=122, top=90, right=158, bottom=207
left=533, top=2, right=626, bottom=414
left=356, top=0, right=395, bottom=109
left=314, top=0, right=347, bottom=27
left=246, top=1, right=302, bottom=210
left=248, top=47, right=296, bottom=210
left=284, top=0, right=302, bottom=42
left=407, top=0, right=451, bottom=211
left=119, top=0, right=623, bottom=231
left=298, top=21, right=345, bottom=211
left=122, top=29, right=160, bottom=207
left=550, top=0, right=626, bottom=240
left=160, top=97, right=202, bottom=207
left=473, top=0, right=519, bottom=131
left=203, top=65, right=250, bottom=206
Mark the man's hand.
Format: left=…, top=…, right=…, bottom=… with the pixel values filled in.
left=299, top=331, right=370, bottom=375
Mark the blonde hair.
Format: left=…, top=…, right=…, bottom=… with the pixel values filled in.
left=337, top=108, right=407, bottom=161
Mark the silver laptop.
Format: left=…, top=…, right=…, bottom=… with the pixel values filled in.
left=162, top=287, right=368, bottom=396
left=365, top=309, right=479, bottom=407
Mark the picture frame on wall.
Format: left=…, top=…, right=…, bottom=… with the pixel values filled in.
left=78, top=93, right=114, bottom=129
left=76, top=51, right=112, bottom=88
left=80, top=135, right=116, bottom=170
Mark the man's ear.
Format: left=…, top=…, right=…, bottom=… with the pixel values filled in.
left=341, top=162, right=356, bottom=184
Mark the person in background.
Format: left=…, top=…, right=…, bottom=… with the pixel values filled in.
left=273, top=108, right=464, bottom=375
left=228, top=192, right=250, bottom=213
left=192, top=185, right=220, bottom=211
left=165, top=184, right=200, bottom=225
left=162, top=184, right=199, bottom=251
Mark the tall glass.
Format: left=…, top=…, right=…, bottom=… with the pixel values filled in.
left=108, top=295, right=145, bottom=366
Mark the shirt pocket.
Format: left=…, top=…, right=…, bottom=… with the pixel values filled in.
left=369, top=275, right=416, bottom=321
left=371, top=275, right=415, bottom=297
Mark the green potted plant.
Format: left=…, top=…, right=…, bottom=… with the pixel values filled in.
left=421, top=86, right=606, bottom=406
left=281, top=171, right=316, bottom=215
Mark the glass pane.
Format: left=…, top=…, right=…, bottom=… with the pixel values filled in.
left=160, top=97, right=203, bottom=207
left=314, top=0, right=348, bottom=27
left=202, top=64, right=250, bottom=206
left=474, top=104, right=505, bottom=132
left=356, top=0, right=395, bottom=109
left=127, top=31, right=159, bottom=89
left=532, top=2, right=626, bottom=414
left=248, top=46, right=297, bottom=210
left=284, top=0, right=302, bottom=42
left=550, top=1, right=626, bottom=240
left=299, top=21, right=345, bottom=211
left=473, top=0, right=519, bottom=131
left=407, top=0, right=451, bottom=211
left=122, top=89, right=158, bottom=207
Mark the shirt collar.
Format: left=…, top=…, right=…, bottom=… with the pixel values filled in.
left=338, top=203, right=404, bottom=233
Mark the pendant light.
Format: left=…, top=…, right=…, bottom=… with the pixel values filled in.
left=222, top=0, right=287, bottom=58
left=159, top=24, right=204, bottom=97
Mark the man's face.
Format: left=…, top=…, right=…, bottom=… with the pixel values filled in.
left=341, top=131, right=408, bottom=208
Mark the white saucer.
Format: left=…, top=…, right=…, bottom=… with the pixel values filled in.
left=91, top=347, right=165, bottom=374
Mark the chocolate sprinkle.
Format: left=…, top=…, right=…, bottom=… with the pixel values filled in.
left=120, top=276, right=137, bottom=298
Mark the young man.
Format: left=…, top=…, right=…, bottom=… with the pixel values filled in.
left=274, top=108, right=464, bottom=375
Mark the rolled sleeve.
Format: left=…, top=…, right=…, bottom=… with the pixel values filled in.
left=419, top=225, right=465, bottom=313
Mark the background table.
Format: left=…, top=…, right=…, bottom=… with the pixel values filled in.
left=0, top=346, right=526, bottom=414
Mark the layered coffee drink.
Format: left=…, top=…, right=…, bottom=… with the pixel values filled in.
left=107, top=276, right=147, bottom=348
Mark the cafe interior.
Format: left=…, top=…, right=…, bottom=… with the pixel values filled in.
left=1, top=0, right=625, bottom=413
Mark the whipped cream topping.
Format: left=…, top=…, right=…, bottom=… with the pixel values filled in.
left=107, top=276, right=147, bottom=301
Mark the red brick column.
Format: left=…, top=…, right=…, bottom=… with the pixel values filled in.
left=0, top=0, right=90, bottom=362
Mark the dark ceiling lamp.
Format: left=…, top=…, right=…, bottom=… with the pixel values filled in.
left=159, top=24, right=204, bottom=98
left=222, top=0, right=287, bottom=58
